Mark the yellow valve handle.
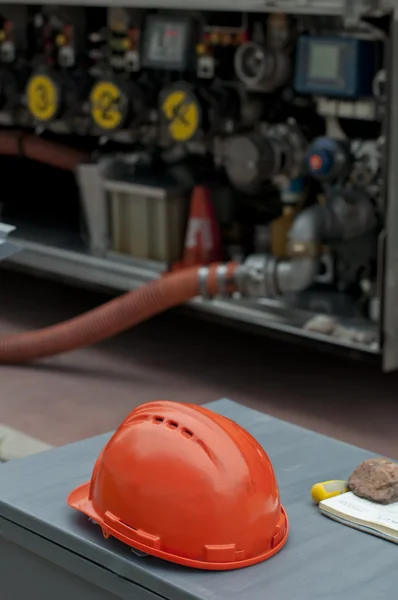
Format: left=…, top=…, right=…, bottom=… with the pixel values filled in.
left=27, top=74, right=59, bottom=122
left=161, top=90, right=200, bottom=143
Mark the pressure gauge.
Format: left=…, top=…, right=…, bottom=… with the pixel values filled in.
left=234, top=42, right=290, bottom=92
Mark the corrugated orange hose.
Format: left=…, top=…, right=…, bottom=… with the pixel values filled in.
left=0, top=132, right=237, bottom=364
left=0, top=130, right=89, bottom=170
left=0, top=263, right=238, bottom=364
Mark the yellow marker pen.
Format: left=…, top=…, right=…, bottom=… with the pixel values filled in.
left=311, top=480, right=349, bottom=505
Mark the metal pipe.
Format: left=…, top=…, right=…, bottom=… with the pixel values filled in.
left=239, top=190, right=377, bottom=297
left=238, top=204, right=326, bottom=296
left=275, top=256, right=319, bottom=294
left=276, top=203, right=329, bottom=294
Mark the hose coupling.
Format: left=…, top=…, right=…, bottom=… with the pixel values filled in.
left=235, top=255, right=279, bottom=298
left=197, top=263, right=240, bottom=299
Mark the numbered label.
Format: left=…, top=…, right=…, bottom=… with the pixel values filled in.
left=26, top=75, right=59, bottom=122
left=161, top=90, right=200, bottom=143
left=90, top=81, right=126, bottom=131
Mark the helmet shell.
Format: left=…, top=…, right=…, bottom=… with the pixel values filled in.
left=68, top=401, right=288, bottom=570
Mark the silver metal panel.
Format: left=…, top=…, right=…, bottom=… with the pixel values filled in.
left=6, top=235, right=164, bottom=290
left=0, top=0, right=393, bottom=15
left=76, top=163, right=110, bottom=257
left=383, top=11, right=398, bottom=371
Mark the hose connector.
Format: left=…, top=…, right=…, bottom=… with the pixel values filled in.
left=197, top=263, right=240, bottom=299
left=235, top=255, right=279, bottom=297
left=235, top=253, right=318, bottom=297
left=194, top=257, right=281, bottom=299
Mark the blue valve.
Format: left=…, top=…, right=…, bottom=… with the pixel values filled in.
left=307, top=148, right=334, bottom=177
left=306, top=137, right=346, bottom=181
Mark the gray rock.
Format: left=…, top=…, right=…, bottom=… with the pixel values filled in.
left=348, top=457, right=398, bottom=505
left=303, top=316, right=377, bottom=345
left=303, top=315, right=337, bottom=335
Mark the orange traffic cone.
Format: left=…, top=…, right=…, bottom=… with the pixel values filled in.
left=172, top=186, right=223, bottom=271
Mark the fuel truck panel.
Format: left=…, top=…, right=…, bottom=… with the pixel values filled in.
left=0, top=0, right=397, bottom=370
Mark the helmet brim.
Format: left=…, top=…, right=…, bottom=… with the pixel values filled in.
left=67, top=482, right=289, bottom=571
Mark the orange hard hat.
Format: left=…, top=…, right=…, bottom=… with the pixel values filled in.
left=67, top=401, right=288, bottom=570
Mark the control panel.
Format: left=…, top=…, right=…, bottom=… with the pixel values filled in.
left=0, top=5, right=388, bottom=331
left=294, top=36, right=379, bottom=99
left=141, top=15, right=194, bottom=71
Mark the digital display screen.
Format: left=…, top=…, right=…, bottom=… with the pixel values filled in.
left=144, top=19, right=188, bottom=67
left=308, top=43, right=341, bottom=80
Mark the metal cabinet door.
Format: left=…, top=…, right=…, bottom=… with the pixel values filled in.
left=383, top=10, right=398, bottom=371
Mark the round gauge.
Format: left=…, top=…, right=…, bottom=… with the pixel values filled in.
left=223, top=133, right=281, bottom=192
left=234, top=42, right=271, bottom=86
left=234, top=42, right=290, bottom=92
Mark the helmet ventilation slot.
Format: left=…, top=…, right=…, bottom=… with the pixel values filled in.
left=181, top=428, right=193, bottom=438
left=152, top=416, right=193, bottom=439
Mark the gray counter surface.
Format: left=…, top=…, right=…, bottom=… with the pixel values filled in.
left=0, top=398, right=396, bottom=600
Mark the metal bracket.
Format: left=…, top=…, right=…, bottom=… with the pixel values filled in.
left=344, top=0, right=365, bottom=24
left=75, top=162, right=110, bottom=257
left=345, top=0, right=395, bottom=22
left=0, top=223, right=19, bottom=262
left=258, top=0, right=393, bottom=18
